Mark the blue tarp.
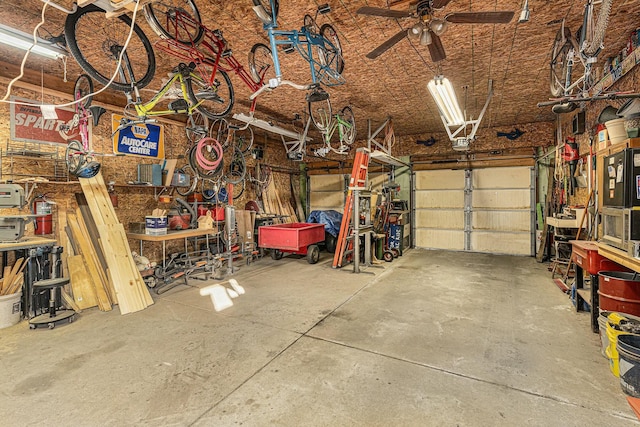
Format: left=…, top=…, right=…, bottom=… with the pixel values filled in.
left=306, top=210, right=343, bottom=237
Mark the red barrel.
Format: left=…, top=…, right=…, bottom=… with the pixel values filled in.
left=599, top=271, right=640, bottom=316
left=33, top=197, right=53, bottom=235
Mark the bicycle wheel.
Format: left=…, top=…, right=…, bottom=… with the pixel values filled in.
left=549, top=27, right=573, bottom=98
left=209, top=118, right=231, bottom=149
left=339, top=106, right=356, bottom=145
left=143, top=0, right=204, bottom=45
left=226, top=147, right=246, bottom=185
left=303, top=14, right=318, bottom=33
left=186, top=69, right=234, bottom=119
left=64, top=4, right=156, bottom=92
left=234, top=126, right=254, bottom=155
left=581, top=0, right=613, bottom=57
left=229, top=179, right=245, bottom=201
left=248, top=43, right=275, bottom=85
left=308, top=97, right=332, bottom=132
left=185, top=111, right=209, bottom=143
left=65, top=140, right=86, bottom=175
left=252, top=0, right=279, bottom=22
left=175, top=164, right=199, bottom=196
left=319, top=23, right=345, bottom=76
left=74, top=74, right=93, bottom=109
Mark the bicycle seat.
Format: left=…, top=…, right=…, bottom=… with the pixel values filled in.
left=306, top=89, right=329, bottom=103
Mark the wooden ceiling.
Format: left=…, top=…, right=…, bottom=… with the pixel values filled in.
left=1, top=0, right=640, bottom=147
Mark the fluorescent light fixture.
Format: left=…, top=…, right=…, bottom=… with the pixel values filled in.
left=0, top=23, right=67, bottom=59
left=519, top=0, right=530, bottom=24
left=427, top=75, right=464, bottom=126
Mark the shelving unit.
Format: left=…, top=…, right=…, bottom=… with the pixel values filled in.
left=1, top=141, right=68, bottom=182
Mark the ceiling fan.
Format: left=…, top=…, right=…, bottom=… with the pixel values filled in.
left=357, top=0, right=515, bottom=62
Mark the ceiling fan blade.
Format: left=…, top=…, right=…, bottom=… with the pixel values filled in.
left=428, top=32, right=446, bottom=63
left=432, top=0, right=454, bottom=8
left=445, top=11, right=515, bottom=24
left=366, top=29, right=408, bottom=59
left=356, top=6, right=413, bottom=19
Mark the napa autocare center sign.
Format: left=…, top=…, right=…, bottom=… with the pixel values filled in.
left=10, top=96, right=84, bottom=145
left=112, top=114, right=164, bottom=158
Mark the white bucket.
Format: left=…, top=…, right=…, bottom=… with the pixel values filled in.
left=605, top=118, right=628, bottom=144
left=0, top=292, right=22, bottom=329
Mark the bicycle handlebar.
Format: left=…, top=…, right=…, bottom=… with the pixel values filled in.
left=249, top=79, right=312, bottom=100
left=112, top=118, right=159, bottom=135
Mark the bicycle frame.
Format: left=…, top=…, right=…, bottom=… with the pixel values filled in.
left=153, top=10, right=267, bottom=115
left=315, top=111, right=353, bottom=156
left=124, top=63, right=201, bottom=119
left=252, top=1, right=344, bottom=95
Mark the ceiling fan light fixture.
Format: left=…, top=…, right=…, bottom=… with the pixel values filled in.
left=430, top=19, right=448, bottom=36
left=408, top=22, right=424, bottom=40
left=420, top=29, right=432, bottom=46
left=427, top=76, right=464, bottom=126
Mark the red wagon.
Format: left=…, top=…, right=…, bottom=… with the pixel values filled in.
left=258, top=222, right=325, bottom=264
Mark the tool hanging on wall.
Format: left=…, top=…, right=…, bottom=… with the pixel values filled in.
left=561, top=137, right=579, bottom=195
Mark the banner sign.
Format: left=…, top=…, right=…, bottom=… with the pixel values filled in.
left=10, top=96, right=87, bottom=145
left=112, top=114, right=165, bottom=158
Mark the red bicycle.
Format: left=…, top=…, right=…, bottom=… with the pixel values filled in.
left=147, top=8, right=270, bottom=119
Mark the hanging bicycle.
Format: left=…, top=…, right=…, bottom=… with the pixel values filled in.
left=311, top=105, right=356, bottom=157
left=548, top=0, right=613, bottom=113
left=63, top=74, right=107, bottom=178
left=248, top=1, right=345, bottom=128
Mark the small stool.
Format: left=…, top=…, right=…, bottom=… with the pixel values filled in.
left=551, top=235, right=573, bottom=279
left=29, top=277, right=75, bottom=330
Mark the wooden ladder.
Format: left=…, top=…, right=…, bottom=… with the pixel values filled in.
left=333, top=148, right=370, bottom=268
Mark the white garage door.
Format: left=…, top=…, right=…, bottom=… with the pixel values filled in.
left=414, top=167, right=534, bottom=255
left=309, top=174, right=346, bottom=213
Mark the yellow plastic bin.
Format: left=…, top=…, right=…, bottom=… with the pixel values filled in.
left=606, top=312, right=640, bottom=377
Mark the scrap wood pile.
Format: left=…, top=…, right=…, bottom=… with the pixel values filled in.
left=259, top=169, right=302, bottom=224
left=0, top=258, right=26, bottom=296
left=63, top=172, right=153, bottom=315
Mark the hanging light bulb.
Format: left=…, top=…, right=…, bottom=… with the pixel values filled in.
left=420, top=29, right=432, bottom=46
left=430, top=19, right=448, bottom=36
left=408, top=22, right=424, bottom=40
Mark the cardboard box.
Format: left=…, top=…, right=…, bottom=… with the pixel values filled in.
left=145, top=216, right=167, bottom=235
left=235, top=210, right=256, bottom=246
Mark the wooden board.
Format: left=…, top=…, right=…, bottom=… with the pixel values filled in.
left=67, top=213, right=112, bottom=311
left=67, top=255, right=98, bottom=310
left=79, top=172, right=153, bottom=314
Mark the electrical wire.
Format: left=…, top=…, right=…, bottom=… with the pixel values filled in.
left=1, top=0, right=143, bottom=110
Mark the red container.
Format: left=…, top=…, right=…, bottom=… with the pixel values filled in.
left=599, top=271, right=640, bottom=316
left=258, top=223, right=325, bottom=254
left=211, top=206, right=225, bottom=221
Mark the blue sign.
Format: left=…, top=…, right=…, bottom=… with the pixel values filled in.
left=112, top=114, right=165, bottom=158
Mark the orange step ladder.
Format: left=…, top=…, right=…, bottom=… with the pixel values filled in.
left=332, top=148, right=370, bottom=268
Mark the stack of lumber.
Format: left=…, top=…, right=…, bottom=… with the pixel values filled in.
left=66, top=211, right=113, bottom=311
left=78, top=172, right=153, bottom=314
left=0, top=258, right=26, bottom=296
left=261, top=172, right=299, bottom=223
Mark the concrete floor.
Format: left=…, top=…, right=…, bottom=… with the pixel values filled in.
left=0, top=248, right=638, bottom=426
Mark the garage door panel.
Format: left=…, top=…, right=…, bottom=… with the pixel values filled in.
left=416, top=170, right=465, bottom=190
left=471, top=232, right=531, bottom=255
left=416, top=229, right=465, bottom=250
left=415, top=190, right=464, bottom=209
left=473, top=211, right=530, bottom=232
left=310, top=175, right=344, bottom=191
left=368, top=174, right=387, bottom=192
left=473, top=167, right=530, bottom=189
left=472, top=189, right=530, bottom=209
left=415, top=209, right=465, bottom=229
left=310, top=191, right=344, bottom=212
